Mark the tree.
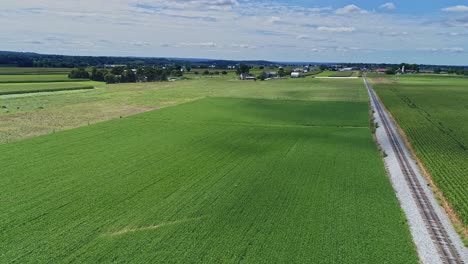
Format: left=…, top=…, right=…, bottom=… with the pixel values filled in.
left=258, top=72, right=268, bottom=81
left=104, top=73, right=118, bottom=84
left=385, top=68, right=396, bottom=75
left=278, top=68, right=286, bottom=77
left=236, top=64, right=250, bottom=75
left=203, top=70, right=210, bottom=75
left=319, top=65, right=327, bottom=71
left=68, top=68, right=90, bottom=79
left=222, top=71, right=228, bottom=75
left=110, top=66, right=125, bottom=75
left=90, top=68, right=107, bottom=82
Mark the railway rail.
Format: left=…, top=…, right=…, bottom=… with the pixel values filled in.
left=364, top=76, right=464, bottom=264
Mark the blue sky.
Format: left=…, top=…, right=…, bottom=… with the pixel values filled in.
left=1, top=0, right=468, bottom=65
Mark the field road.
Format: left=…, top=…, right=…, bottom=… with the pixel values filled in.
left=364, top=76, right=468, bottom=264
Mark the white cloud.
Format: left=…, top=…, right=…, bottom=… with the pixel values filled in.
left=380, top=2, right=396, bottom=10
left=180, top=42, right=218, bottom=48
left=231, top=43, right=256, bottom=49
left=335, top=5, right=368, bottom=15
left=316, top=26, right=356, bottom=32
left=0, top=0, right=467, bottom=64
left=419, top=47, right=465, bottom=53
left=267, top=16, right=281, bottom=24
left=442, top=5, right=468, bottom=12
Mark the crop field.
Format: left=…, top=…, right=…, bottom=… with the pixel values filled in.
left=316, top=71, right=356, bottom=77
left=371, top=75, right=468, bottom=233
left=0, top=82, right=97, bottom=95
left=0, top=77, right=368, bottom=143
left=0, top=96, right=418, bottom=263
left=329, top=72, right=355, bottom=77
left=0, top=67, right=72, bottom=75
left=0, top=74, right=77, bottom=83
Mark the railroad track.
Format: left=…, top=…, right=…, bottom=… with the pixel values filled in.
left=364, top=76, right=464, bottom=264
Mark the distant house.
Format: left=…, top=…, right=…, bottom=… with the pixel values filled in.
left=340, top=67, right=354, bottom=72
left=291, top=72, right=301, bottom=78
left=375, top=69, right=387, bottom=74
left=264, top=72, right=278, bottom=79
left=240, top=73, right=256, bottom=80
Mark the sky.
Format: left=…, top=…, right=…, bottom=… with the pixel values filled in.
left=1, top=0, right=468, bottom=65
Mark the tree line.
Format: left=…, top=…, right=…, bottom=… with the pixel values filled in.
left=69, top=66, right=184, bottom=84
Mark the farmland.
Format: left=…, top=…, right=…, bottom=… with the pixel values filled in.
left=371, top=75, right=468, bottom=238
left=0, top=93, right=418, bottom=262
left=316, top=71, right=357, bottom=77
left=0, top=81, right=97, bottom=95
left=0, top=76, right=367, bottom=143
left=0, top=74, right=76, bottom=83
left=0, top=67, right=72, bottom=75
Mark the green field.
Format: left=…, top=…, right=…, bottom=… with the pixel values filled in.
left=0, top=82, right=97, bottom=95
left=316, top=71, right=355, bottom=77
left=0, top=95, right=417, bottom=263
left=372, top=75, right=468, bottom=231
left=0, top=77, right=367, bottom=143
left=0, top=74, right=79, bottom=83
left=0, top=67, right=72, bottom=75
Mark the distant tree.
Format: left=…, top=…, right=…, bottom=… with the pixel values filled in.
left=434, top=68, right=442, bottom=74
left=203, top=70, right=210, bottom=75
left=121, top=68, right=136, bottom=82
left=222, top=71, right=228, bottom=75
left=258, top=72, right=268, bottom=81
left=278, top=68, right=286, bottom=77
left=236, top=64, right=250, bottom=75
left=68, top=68, right=90, bottom=79
left=110, top=66, right=125, bottom=75
left=186, top=67, right=191, bottom=72
left=259, top=66, right=264, bottom=70
left=104, top=73, right=118, bottom=84
left=385, top=68, right=396, bottom=75
left=319, top=65, right=327, bottom=71
left=194, top=71, right=199, bottom=75
left=90, top=68, right=107, bottom=82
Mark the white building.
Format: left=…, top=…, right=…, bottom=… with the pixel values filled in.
left=291, top=72, right=300, bottom=78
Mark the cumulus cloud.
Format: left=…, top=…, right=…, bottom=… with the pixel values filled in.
left=335, top=5, right=368, bottom=15
left=380, top=2, right=396, bottom=10
left=442, top=5, right=468, bottom=12
left=316, top=26, right=356, bottom=32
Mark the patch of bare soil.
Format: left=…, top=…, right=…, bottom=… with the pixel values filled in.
left=109, top=217, right=203, bottom=236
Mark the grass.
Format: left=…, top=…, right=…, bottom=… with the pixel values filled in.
left=0, top=67, right=72, bottom=75
left=371, top=75, right=468, bottom=234
left=0, top=96, right=418, bottom=263
left=0, top=74, right=81, bottom=83
left=0, top=82, right=97, bottom=95
left=0, top=77, right=368, bottom=143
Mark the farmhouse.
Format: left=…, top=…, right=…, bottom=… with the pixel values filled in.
left=375, top=69, right=387, bottom=74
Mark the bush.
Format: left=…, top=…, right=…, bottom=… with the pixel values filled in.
left=68, top=68, right=90, bottom=79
